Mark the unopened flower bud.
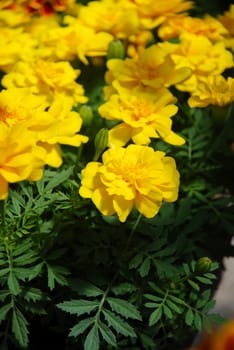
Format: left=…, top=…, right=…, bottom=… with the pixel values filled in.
left=93, top=128, right=109, bottom=161
left=79, top=105, right=93, bottom=129
left=195, top=257, right=212, bottom=274
left=107, top=40, right=125, bottom=60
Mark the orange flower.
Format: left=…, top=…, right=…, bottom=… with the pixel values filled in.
left=188, top=321, right=234, bottom=350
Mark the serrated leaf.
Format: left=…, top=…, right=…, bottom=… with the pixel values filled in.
left=69, top=278, right=103, bottom=297
left=163, top=304, right=173, bottom=319
left=183, top=263, right=190, bottom=275
left=139, top=257, right=151, bottom=277
left=45, top=167, right=74, bottom=192
left=98, top=320, right=117, bottom=347
left=84, top=325, right=99, bottom=350
left=129, top=254, right=144, bottom=270
left=57, top=300, right=99, bottom=316
left=14, top=252, right=38, bottom=266
left=107, top=297, right=142, bottom=320
left=12, top=307, right=29, bottom=348
left=47, top=264, right=70, bottom=290
left=185, top=308, right=194, bottom=326
left=103, top=309, right=136, bottom=337
left=202, top=299, right=216, bottom=313
left=22, top=288, right=44, bottom=302
left=69, top=317, right=94, bottom=338
left=149, top=307, right=162, bottom=326
left=0, top=303, right=12, bottom=321
left=0, top=267, right=9, bottom=277
left=194, top=312, right=202, bottom=330
left=28, top=262, right=44, bottom=281
left=8, top=271, right=21, bottom=295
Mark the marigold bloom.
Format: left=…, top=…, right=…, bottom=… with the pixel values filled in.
left=158, top=14, right=228, bottom=42
left=99, top=86, right=185, bottom=146
left=0, top=123, right=45, bottom=200
left=0, top=27, right=36, bottom=72
left=188, top=76, right=234, bottom=108
left=2, top=60, right=88, bottom=105
left=77, top=0, right=139, bottom=40
left=218, top=5, right=234, bottom=50
left=188, top=320, right=234, bottom=350
left=159, top=33, right=234, bottom=93
left=79, top=145, right=180, bottom=222
left=0, top=88, right=88, bottom=167
left=129, top=0, right=193, bottom=29
left=104, top=44, right=191, bottom=98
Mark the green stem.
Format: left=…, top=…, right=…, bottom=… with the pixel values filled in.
left=0, top=200, right=6, bottom=236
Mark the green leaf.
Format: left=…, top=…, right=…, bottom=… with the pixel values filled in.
left=149, top=307, right=162, bottom=326
left=103, top=309, right=136, bottom=337
left=69, top=317, right=94, bottom=338
left=139, top=257, right=151, bottom=277
left=12, top=307, right=29, bottom=348
left=8, top=271, right=21, bottom=295
left=144, top=294, right=162, bottom=302
left=129, top=254, right=144, bottom=270
left=194, top=312, right=202, bottom=330
left=107, top=297, right=142, bottom=320
left=57, top=299, right=99, bottom=316
left=22, top=288, right=44, bottom=302
left=148, top=282, right=164, bottom=295
left=98, top=320, right=117, bottom=347
left=111, top=283, right=137, bottom=296
left=163, top=305, right=173, bottom=319
left=0, top=290, right=10, bottom=302
left=45, top=167, right=74, bottom=192
left=28, top=262, right=43, bottom=281
left=145, top=302, right=160, bottom=308
left=167, top=294, right=186, bottom=305
left=47, top=264, right=70, bottom=290
left=84, top=325, right=99, bottom=350
left=185, top=308, right=194, bottom=326
left=195, top=276, right=212, bottom=285
left=0, top=303, right=12, bottom=321
left=14, top=252, right=38, bottom=266
left=0, top=267, right=9, bottom=277
left=166, top=300, right=182, bottom=314
left=69, top=278, right=103, bottom=297
left=187, top=279, right=200, bottom=291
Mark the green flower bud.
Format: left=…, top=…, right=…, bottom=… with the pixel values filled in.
left=79, top=105, right=93, bottom=129
left=107, top=40, right=125, bottom=60
left=93, top=128, right=109, bottom=161
left=195, top=257, right=212, bottom=274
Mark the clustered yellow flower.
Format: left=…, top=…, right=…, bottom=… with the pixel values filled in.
left=79, top=145, right=180, bottom=222
left=1, top=0, right=233, bottom=222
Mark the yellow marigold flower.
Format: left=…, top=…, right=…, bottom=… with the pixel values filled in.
left=158, top=14, right=228, bottom=42
left=0, top=27, right=36, bottom=72
left=77, top=0, right=139, bottom=40
left=0, top=123, right=45, bottom=200
left=79, top=145, right=180, bottom=222
left=99, top=86, right=185, bottom=146
left=0, top=8, right=31, bottom=27
left=218, top=4, right=234, bottom=50
left=130, top=0, right=193, bottom=29
left=0, top=88, right=88, bottom=167
left=104, top=44, right=191, bottom=98
left=159, top=33, right=234, bottom=93
left=188, top=75, right=234, bottom=108
left=63, top=17, right=114, bottom=64
left=2, top=60, right=88, bottom=105
left=12, top=0, right=77, bottom=15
